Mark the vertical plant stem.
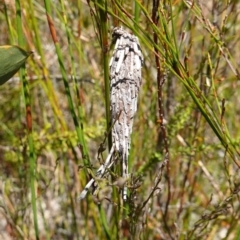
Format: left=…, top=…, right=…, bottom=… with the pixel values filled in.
left=15, top=0, right=39, bottom=239
left=98, top=205, right=111, bottom=240
left=95, top=0, right=116, bottom=237
left=134, top=0, right=140, bottom=31
left=63, top=155, right=79, bottom=238
left=98, top=0, right=111, bottom=150
left=59, top=0, right=87, bottom=167
left=152, top=0, right=171, bottom=238
left=28, top=0, right=67, bottom=132
left=3, top=3, right=14, bottom=43
left=43, top=0, right=89, bottom=165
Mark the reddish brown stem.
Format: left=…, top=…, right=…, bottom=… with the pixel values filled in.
left=152, top=0, right=171, bottom=236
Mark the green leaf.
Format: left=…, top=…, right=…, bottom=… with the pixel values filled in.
left=0, top=45, right=32, bottom=85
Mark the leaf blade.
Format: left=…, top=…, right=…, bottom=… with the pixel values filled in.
left=0, top=45, right=32, bottom=85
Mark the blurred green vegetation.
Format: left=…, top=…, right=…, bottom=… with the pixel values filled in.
left=0, top=0, right=240, bottom=239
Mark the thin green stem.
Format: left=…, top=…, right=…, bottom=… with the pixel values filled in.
left=43, top=0, right=89, bottom=165
left=15, top=0, right=39, bottom=239
left=98, top=0, right=111, bottom=151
